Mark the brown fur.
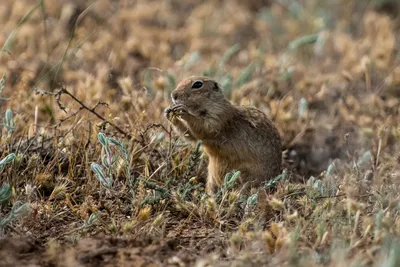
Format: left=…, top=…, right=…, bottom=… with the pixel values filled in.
left=165, top=76, right=282, bottom=195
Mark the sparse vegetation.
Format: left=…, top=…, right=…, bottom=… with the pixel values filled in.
left=0, top=0, right=399, bottom=266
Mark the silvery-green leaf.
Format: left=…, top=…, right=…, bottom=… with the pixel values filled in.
left=280, top=68, right=293, bottom=81
left=109, top=137, right=129, bottom=159
left=227, top=170, right=241, bottom=189
left=5, top=109, right=12, bottom=124
left=101, top=155, right=110, bottom=168
left=106, top=178, right=113, bottom=188
left=220, top=74, right=232, bottom=94
left=184, top=52, right=200, bottom=71
left=236, top=62, right=256, bottom=88
left=264, top=169, right=287, bottom=189
left=0, top=201, right=32, bottom=228
left=374, top=209, right=384, bottom=240
left=84, top=211, right=101, bottom=227
left=223, top=172, right=232, bottom=187
left=246, top=193, right=258, bottom=206
left=288, top=34, right=319, bottom=50
left=108, top=137, right=123, bottom=148
left=357, top=151, right=372, bottom=168
left=155, top=132, right=165, bottom=142
left=98, top=133, right=110, bottom=150
left=91, top=163, right=112, bottom=188
left=0, top=214, right=13, bottom=227
left=314, top=32, right=327, bottom=55
left=11, top=201, right=32, bottom=217
left=219, top=43, right=240, bottom=71
left=325, top=162, right=337, bottom=177
left=313, top=179, right=324, bottom=196
left=298, top=97, right=308, bottom=119
left=203, top=67, right=216, bottom=77
left=307, top=176, right=316, bottom=187
left=0, top=183, right=12, bottom=207
left=4, top=109, right=15, bottom=134
left=0, top=153, right=16, bottom=169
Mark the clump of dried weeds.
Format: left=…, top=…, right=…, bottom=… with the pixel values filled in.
left=0, top=0, right=399, bottom=266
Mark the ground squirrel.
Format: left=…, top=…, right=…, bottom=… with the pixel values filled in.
left=165, top=76, right=282, bottom=195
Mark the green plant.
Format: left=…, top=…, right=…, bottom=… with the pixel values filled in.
left=222, top=170, right=241, bottom=194
left=264, top=169, right=288, bottom=190
left=0, top=183, right=12, bottom=208
left=0, top=1, right=42, bottom=56
left=0, top=201, right=32, bottom=229
left=0, top=153, right=16, bottom=172
left=0, top=74, right=16, bottom=137
left=91, top=132, right=132, bottom=189
left=3, top=109, right=15, bottom=135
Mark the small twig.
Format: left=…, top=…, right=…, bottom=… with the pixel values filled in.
left=85, top=121, right=92, bottom=148
left=139, top=122, right=171, bottom=147
left=33, top=85, right=132, bottom=139
left=315, top=194, right=346, bottom=199
left=376, top=119, right=390, bottom=168
left=147, top=162, right=166, bottom=181
left=55, top=106, right=84, bottom=125
left=142, top=123, right=169, bottom=137
left=34, top=105, right=38, bottom=135
left=287, top=122, right=310, bottom=147
left=315, top=193, right=373, bottom=200
left=376, top=138, right=382, bottom=168
left=55, top=90, right=67, bottom=113
left=280, top=190, right=306, bottom=200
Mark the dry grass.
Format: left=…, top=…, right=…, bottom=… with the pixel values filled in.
left=0, top=0, right=399, bottom=266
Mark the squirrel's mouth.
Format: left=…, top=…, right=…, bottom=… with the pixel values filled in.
left=172, top=99, right=192, bottom=108
left=171, top=99, right=180, bottom=105
left=170, top=102, right=204, bottom=117
left=171, top=99, right=184, bottom=106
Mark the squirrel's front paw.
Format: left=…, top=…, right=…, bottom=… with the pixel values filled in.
left=172, top=104, right=188, bottom=115
left=165, top=105, right=187, bottom=121
left=164, top=107, right=174, bottom=121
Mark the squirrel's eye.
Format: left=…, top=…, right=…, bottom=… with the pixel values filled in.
left=192, top=81, right=203, bottom=89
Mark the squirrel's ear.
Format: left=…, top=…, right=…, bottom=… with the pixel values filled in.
left=212, top=81, right=220, bottom=92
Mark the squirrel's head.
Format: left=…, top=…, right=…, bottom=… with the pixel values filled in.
left=171, top=76, right=225, bottom=113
